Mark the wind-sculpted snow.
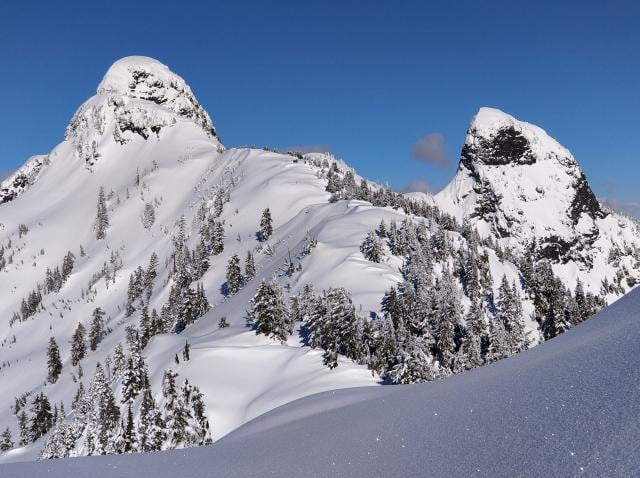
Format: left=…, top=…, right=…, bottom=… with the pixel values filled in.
left=2, top=287, right=639, bottom=477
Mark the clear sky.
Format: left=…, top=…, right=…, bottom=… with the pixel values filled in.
left=1, top=0, right=638, bottom=215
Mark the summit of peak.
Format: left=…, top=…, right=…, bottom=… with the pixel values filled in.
left=97, top=56, right=183, bottom=95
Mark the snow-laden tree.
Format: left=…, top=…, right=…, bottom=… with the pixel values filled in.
left=47, top=337, right=62, bottom=383
left=85, top=363, right=120, bottom=455
left=249, top=279, right=291, bottom=341
left=0, top=427, right=14, bottom=452
left=142, top=203, right=155, bottom=229
left=245, top=251, right=256, bottom=280
left=259, top=208, right=273, bottom=241
left=95, top=186, right=109, bottom=240
left=138, top=388, right=165, bottom=452
left=89, top=307, right=106, bottom=351
left=360, top=231, right=383, bottom=263
left=29, top=393, right=53, bottom=441
left=70, top=323, right=87, bottom=366
left=225, top=254, right=243, bottom=295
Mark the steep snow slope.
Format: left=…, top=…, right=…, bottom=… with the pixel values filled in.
left=3, top=282, right=639, bottom=477
left=0, top=57, right=426, bottom=463
left=436, top=107, right=640, bottom=298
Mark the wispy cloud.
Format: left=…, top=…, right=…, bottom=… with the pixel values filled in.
left=410, top=133, right=450, bottom=169
left=285, top=144, right=331, bottom=155
left=401, top=180, right=440, bottom=194
left=601, top=197, right=640, bottom=219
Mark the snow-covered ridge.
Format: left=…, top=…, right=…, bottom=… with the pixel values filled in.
left=0, top=155, right=48, bottom=205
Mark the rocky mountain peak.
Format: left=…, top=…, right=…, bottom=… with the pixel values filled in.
left=436, top=107, right=607, bottom=264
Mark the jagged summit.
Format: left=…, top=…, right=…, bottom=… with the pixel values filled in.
left=462, top=107, right=575, bottom=167
left=436, top=107, right=609, bottom=265
left=96, top=56, right=216, bottom=137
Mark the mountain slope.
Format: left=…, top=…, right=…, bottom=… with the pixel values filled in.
left=0, top=58, right=638, bottom=465
left=4, top=280, right=639, bottom=477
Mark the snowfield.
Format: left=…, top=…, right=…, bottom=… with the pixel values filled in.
left=2, top=283, right=639, bottom=477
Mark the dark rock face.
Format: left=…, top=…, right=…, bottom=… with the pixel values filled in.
left=570, top=171, right=606, bottom=225
left=462, top=126, right=536, bottom=169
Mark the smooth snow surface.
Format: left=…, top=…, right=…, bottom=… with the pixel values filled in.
left=3, top=287, right=639, bottom=477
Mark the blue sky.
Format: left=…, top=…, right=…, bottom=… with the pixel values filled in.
left=1, top=0, right=638, bottom=214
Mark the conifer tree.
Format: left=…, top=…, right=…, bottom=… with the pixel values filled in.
left=225, top=254, right=243, bottom=295
left=497, top=276, right=526, bottom=353
left=249, top=279, right=291, bottom=341
left=123, top=404, right=136, bottom=453
left=29, top=393, right=53, bottom=441
left=70, top=323, right=87, bottom=366
left=47, top=337, right=62, bottom=384
left=138, top=388, right=165, bottom=452
left=182, top=341, right=190, bottom=361
left=360, top=231, right=383, bottom=263
left=245, top=251, right=256, bottom=280
left=89, top=307, right=106, bottom=351
left=86, top=363, right=120, bottom=455
left=211, top=221, right=224, bottom=255
left=61, top=251, right=75, bottom=282
left=95, top=186, right=109, bottom=240
left=142, top=203, right=156, bottom=229
left=259, top=208, right=273, bottom=241
left=17, top=410, right=29, bottom=446
left=144, top=252, right=159, bottom=301
left=112, top=343, right=126, bottom=379
left=0, top=427, right=13, bottom=452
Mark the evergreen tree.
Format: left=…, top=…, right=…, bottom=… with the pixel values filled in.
left=211, top=221, right=224, bottom=255
left=259, top=208, right=273, bottom=241
left=388, top=334, right=436, bottom=384
left=144, top=252, right=159, bottom=301
left=95, top=186, right=109, bottom=240
left=249, top=280, right=291, bottom=341
left=142, top=203, right=156, bottom=229
left=360, top=231, right=383, bottom=263
left=225, top=254, right=243, bottom=295
left=138, top=388, right=165, bottom=452
left=29, top=393, right=53, bottom=441
left=47, top=337, right=62, bottom=384
left=497, top=276, right=527, bottom=353
left=89, top=307, right=106, bottom=351
left=112, top=343, right=126, bottom=379
left=245, top=251, right=256, bottom=280
left=86, top=364, right=120, bottom=455
left=61, top=251, right=75, bottom=282
left=0, top=427, right=13, bottom=452
left=40, top=416, right=75, bottom=459
left=182, top=341, right=190, bottom=361
left=123, top=404, right=136, bottom=453
left=70, top=323, right=87, bottom=366
left=17, top=410, right=29, bottom=446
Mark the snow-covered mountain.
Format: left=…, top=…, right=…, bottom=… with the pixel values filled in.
left=436, top=107, right=640, bottom=298
left=0, top=57, right=638, bottom=464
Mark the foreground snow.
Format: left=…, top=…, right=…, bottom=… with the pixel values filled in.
left=2, top=287, right=639, bottom=477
